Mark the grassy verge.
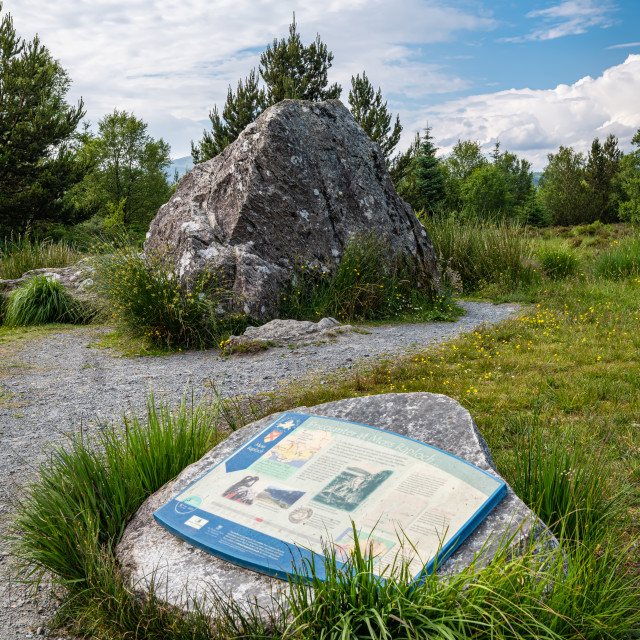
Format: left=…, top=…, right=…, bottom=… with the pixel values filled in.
left=0, top=236, right=80, bottom=280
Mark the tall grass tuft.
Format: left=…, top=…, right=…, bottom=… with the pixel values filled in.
left=593, top=236, right=640, bottom=279
left=93, top=247, right=251, bottom=349
left=536, top=246, right=580, bottom=280
left=507, top=420, right=629, bottom=548
left=0, top=235, right=80, bottom=280
left=421, top=214, right=536, bottom=293
left=280, top=233, right=459, bottom=323
left=3, top=275, right=90, bottom=326
left=11, top=394, right=223, bottom=590
left=286, top=522, right=640, bottom=640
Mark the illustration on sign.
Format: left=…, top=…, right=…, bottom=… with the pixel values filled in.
left=154, top=412, right=507, bottom=583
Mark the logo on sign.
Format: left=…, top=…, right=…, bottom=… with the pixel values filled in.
left=264, top=430, right=282, bottom=442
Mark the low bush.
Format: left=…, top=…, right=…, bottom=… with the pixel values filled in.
left=93, top=247, right=251, bottom=349
left=3, top=275, right=90, bottom=326
left=279, top=234, right=460, bottom=323
left=536, top=246, right=580, bottom=280
left=421, top=215, right=537, bottom=293
left=593, top=237, right=640, bottom=279
left=0, top=235, right=80, bottom=280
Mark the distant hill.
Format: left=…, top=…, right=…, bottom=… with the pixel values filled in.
left=165, top=156, right=194, bottom=182
left=532, top=171, right=543, bottom=186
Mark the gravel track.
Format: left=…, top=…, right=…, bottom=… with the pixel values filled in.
left=0, top=301, right=520, bottom=639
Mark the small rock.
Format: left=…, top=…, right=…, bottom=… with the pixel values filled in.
left=227, top=317, right=354, bottom=351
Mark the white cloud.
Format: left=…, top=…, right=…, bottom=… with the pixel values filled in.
left=409, top=55, right=640, bottom=170
left=606, top=42, right=640, bottom=49
left=1, top=0, right=496, bottom=157
left=503, top=0, right=617, bottom=43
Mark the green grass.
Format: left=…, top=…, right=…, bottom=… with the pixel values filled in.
left=9, top=223, right=640, bottom=638
left=594, top=236, right=640, bottom=279
left=11, top=394, right=224, bottom=590
left=93, top=246, right=251, bottom=350
left=0, top=235, right=80, bottom=280
left=279, top=233, right=461, bottom=324
left=2, top=275, right=92, bottom=326
left=421, top=215, right=537, bottom=293
left=535, top=246, right=580, bottom=279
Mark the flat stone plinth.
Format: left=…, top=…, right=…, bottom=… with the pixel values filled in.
left=117, top=393, right=551, bottom=613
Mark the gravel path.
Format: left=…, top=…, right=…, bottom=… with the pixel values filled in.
left=0, top=301, right=520, bottom=639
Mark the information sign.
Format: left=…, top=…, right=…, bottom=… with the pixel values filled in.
left=154, top=412, right=507, bottom=582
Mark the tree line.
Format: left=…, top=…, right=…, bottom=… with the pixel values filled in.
left=2, top=4, right=639, bottom=240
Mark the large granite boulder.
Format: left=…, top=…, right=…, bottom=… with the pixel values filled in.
left=144, top=100, right=439, bottom=321
left=117, top=393, right=556, bottom=616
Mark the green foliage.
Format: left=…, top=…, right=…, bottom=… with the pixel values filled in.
left=193, top=16, right=340, bottom=161
left=460, top=163, right=513, bottom=217
left=191, top=70, right=267, bottom=163
left=395, top=127, right=444, bottom=213
left=259, top=15, right=341, bottom=105
left=439, top=139, right=487, bottom=212
left=286, top=521, right=639, bottom=640
left=389, top=131, right=421, bottom=189
left=348, top=71, right=401, bottom=161
left=585, top=134, right=623, bottom=223
left=539, top=146, right=590, bottom=226
left=422, top=215, right=536, bottom=292
left=0, top=3, right=86, bottom=234
left=593, top=236, right=640, bottom=279
left=492, top=142, right=536, bottom=212
left=93, top=246, right=250, bottom=349
left=0, top=235, right=79, bottom=279
left=68, top=110, right=172, bottom=233
left=11, top=394, right=222, bottom=590
left=509, top=420, right=628, bottom=547
left=3, top=275, right=89, bottom=326
left=279, top=234, right=458, bottom=323
left=618, top=128, right=640, bottom=223
left=536, top=246, right=580, bottom=280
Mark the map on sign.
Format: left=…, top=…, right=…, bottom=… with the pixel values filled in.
left=154, top=412, right=507, bottom=583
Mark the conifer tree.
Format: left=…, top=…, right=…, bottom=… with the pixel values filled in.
left=348, top=71, right=401, bottom=162
left=0, top=3, right=85, bottom=233
left=192, top=16, right=340, bottom=162
left=192, top=70, right=266, bottom=163
left=260, top=15, right=341, bottom=104
left=395, top=127, right=443, bottom=213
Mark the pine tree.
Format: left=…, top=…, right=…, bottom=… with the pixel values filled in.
left=348, top=71, right=401, bottom=162
left=396, top=127, right=443, bottom=213
left=192, top=17, right=341, bottom=162
left=192, top=70, right=266, bottom=163
left=0, top=3, right=85, bottom=233
left=260, top=15, right=341, bottom=104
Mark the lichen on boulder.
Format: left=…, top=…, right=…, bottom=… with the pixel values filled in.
left=144, top=99, right=439, bottom=321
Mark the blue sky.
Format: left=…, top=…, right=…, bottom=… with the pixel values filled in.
left=3, top=0, right=640, bottom=169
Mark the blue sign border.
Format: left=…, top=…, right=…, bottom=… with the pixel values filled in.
left=154, top=412, right=507, bottom=584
